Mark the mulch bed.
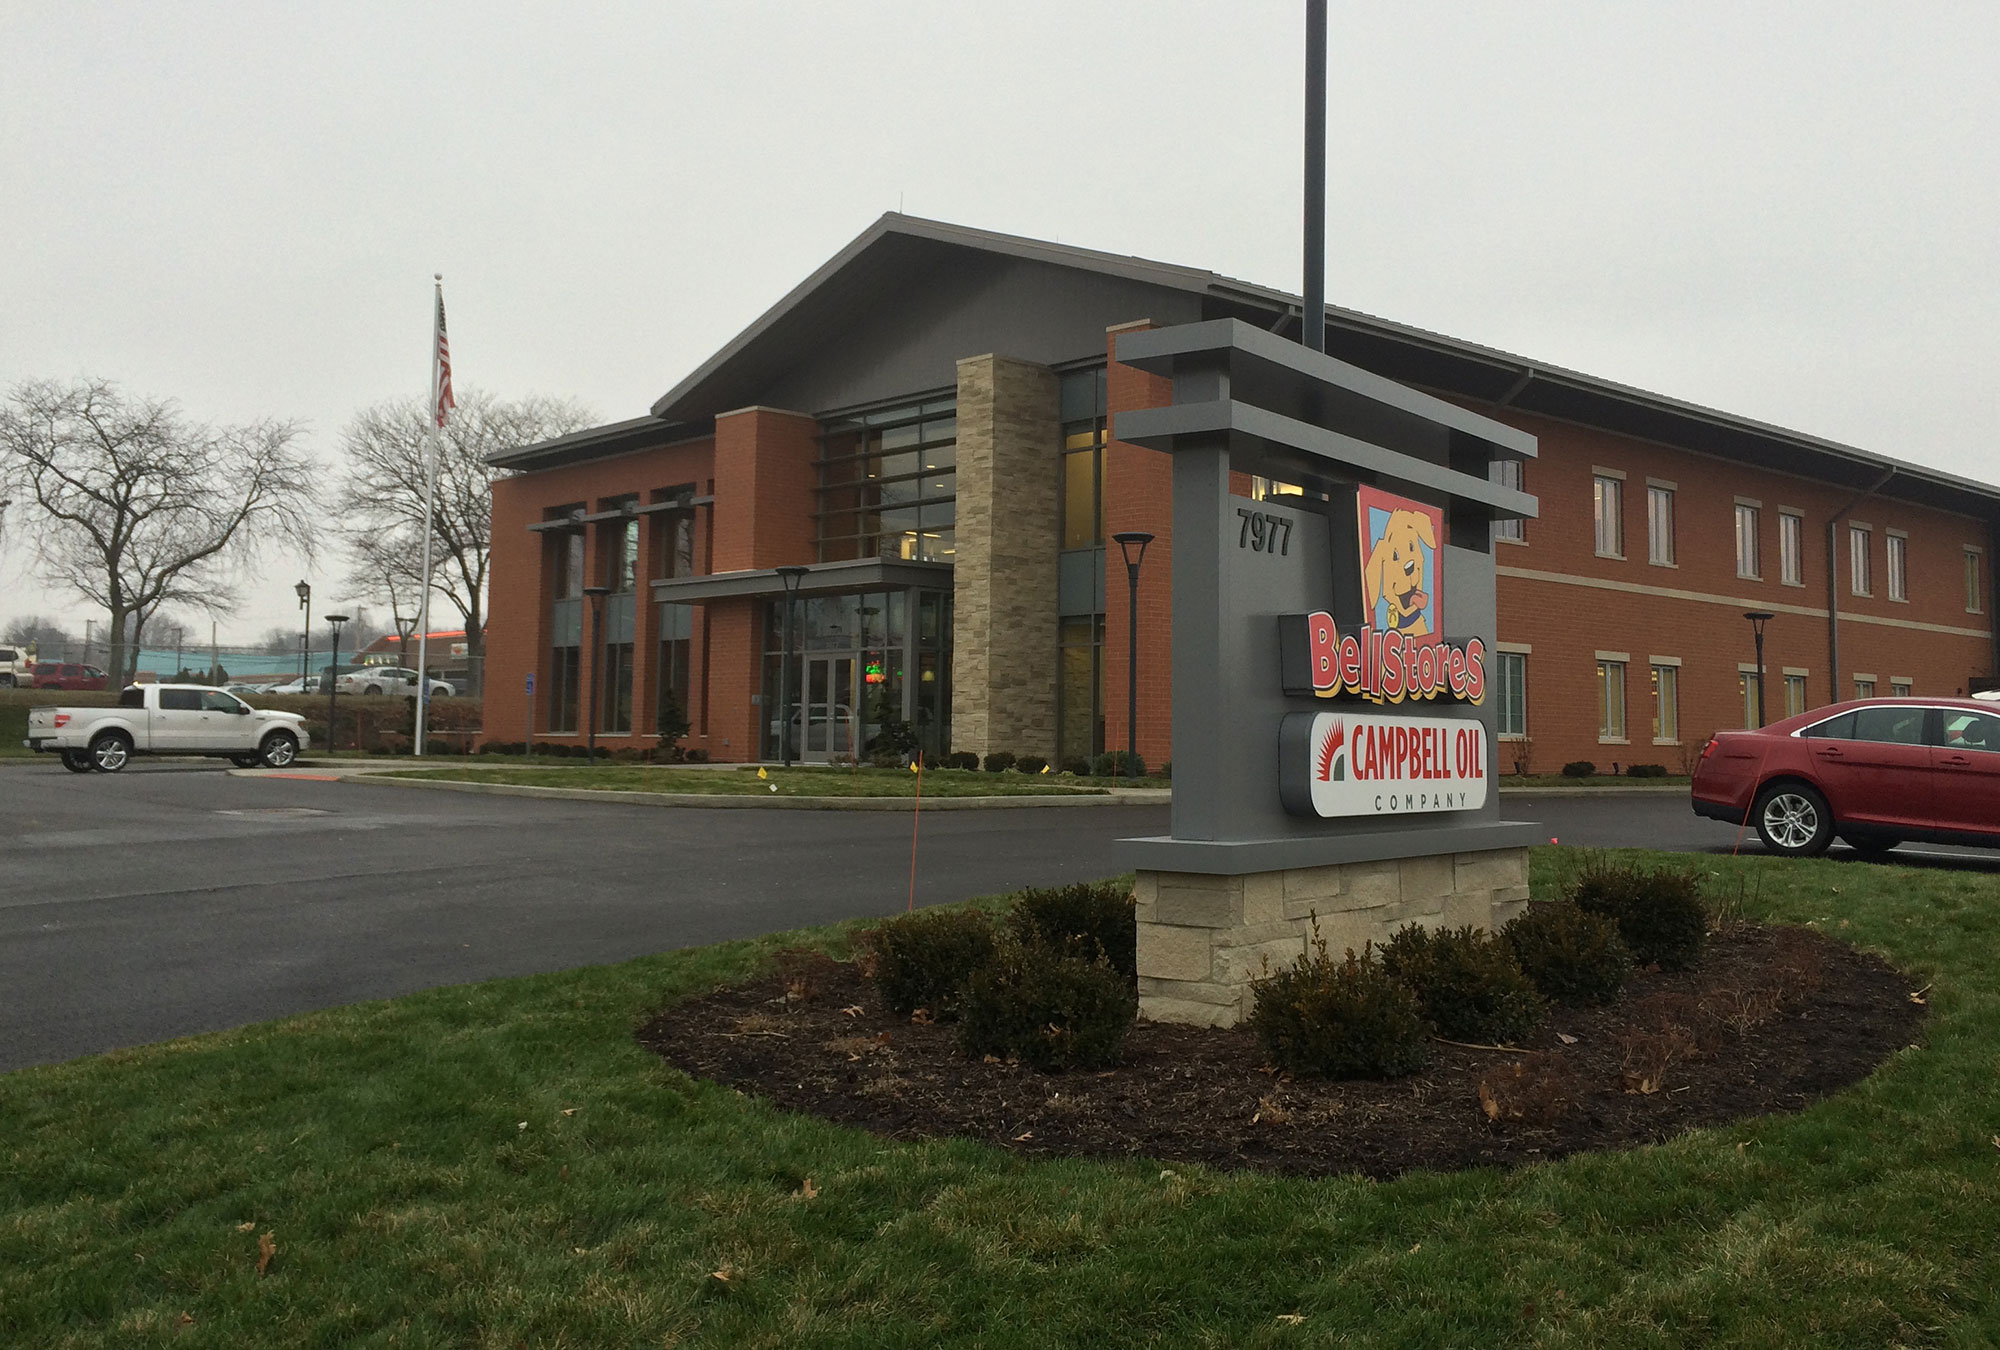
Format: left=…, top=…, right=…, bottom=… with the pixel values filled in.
left=637, top=924, right=1925, bottom=1179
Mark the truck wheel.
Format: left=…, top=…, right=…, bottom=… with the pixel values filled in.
left=258, top=731, right=299, bottom=768
left=89, top=732, right=133, bottom=773
left=60, top=749, right=94, bottom=773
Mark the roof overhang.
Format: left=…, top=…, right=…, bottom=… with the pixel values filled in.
left=649, top=557, right=953, bottom=603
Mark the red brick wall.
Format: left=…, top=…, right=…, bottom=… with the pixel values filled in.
left=711, top=407, right=819, bottom=572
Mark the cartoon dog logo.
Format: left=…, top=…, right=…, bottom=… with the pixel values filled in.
left=1363, top=507, right=1437, bottom=637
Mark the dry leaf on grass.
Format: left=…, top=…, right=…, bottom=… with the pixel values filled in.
left=1555, top=1032, right=1579, bottom=1045
left=1013, top=1131, right=1033, bottom=1142
left=235, top=1221, right=255, bottom=1232
left=910, top=1008, right=935, bottom=1025
left=256, top=1231, right=276, bottom=1277
left=840, top=1005, right=865, bottom=1018
left=1275, top=1313, right=1306, bottom=1325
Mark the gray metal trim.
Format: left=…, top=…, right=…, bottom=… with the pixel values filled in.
left=1115, top=821, right=1544, bottom=875
left=1117, top=401, right=1538, bottom=519
left=648, top=557, right=953, bottom=602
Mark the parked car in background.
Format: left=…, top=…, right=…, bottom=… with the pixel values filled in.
left=261, top=677, right=312, bottom=696
left=0, top=647, right=30, bottom=687
left=336, top=666, right=452, bottom=699
left=31, top=662, right=109, bottom=691
left=1692, top=697, right=2000, bottom=857
left=24, top=684, right=309, bottom=772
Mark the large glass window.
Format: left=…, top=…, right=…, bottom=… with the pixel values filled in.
left=1593, top=475, right=1623, bottom=557
left=1735, top=504, right=1760, bottom=578
left=1740, top=670, right=1762, bottom=727
left=1779, top=512, right=1804, bottom=586
left=817, top=399, right=957, bottom=563
left=1056, top=616, right=1106, bottom=765
left=1887, top=534, right=1907, bottom=602
left=1597, top=659, right=1626, bottom=740
left=1060, top=367, right=1107, bottom=550
left=605, top=508, right=640, bottom=593
left=654, top=602, right=692, bottom=740
left=1651, top=663, right=1678, bottom=742
left=1495, top=651, right=1526, bottom=737
left=601, top=640, right=634, bottom=734
left=548, top=646, right=579, bottom=734
left=1491, top=459, right=1524, bottom=542
left=653, top=485, right=697, bottom=580
left=1647, top=486, right=1674, bottom=565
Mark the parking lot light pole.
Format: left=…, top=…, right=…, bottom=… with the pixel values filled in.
left=1744, top=610, right=1775, bottom=727
left=295, top=581, right=311, bottom=686
left=775, top=567, right=809, bottom=767
left=583, top=586, right=610, bottom=761
left=325, top=614, right=349, bottom=754
left=1111, top=531, right=1155, bottom=779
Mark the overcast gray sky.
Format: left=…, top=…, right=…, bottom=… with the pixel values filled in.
left=4, top=0, right=1995, bottom=643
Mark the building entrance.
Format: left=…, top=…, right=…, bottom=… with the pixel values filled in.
left=798, top=654, right=859, bottom=762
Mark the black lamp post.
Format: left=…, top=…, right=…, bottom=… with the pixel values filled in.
left=775, top=566, right=809, bottom=767
left=325, top=613, right=349, bottom=753
left=1111, top=531, right=1155, bottom=778
left=1744, top=610, right=1775, bottom=727
left=583, top=585, right=610, bottom=761
left=295, top=581, right=311, bottom=686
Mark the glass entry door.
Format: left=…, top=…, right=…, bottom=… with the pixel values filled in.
left=800, top=655, right=858, bottom=762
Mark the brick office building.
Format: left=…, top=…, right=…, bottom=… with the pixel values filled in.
left=483, top=215, right=2000, bottom=771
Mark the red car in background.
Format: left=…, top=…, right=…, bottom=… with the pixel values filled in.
left=1693, top=697, right=2000, bottom=857
left=30, top=662, right=110, bottom=691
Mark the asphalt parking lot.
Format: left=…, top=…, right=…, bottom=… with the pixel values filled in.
left=3, top=762, right=1991, bottom=1072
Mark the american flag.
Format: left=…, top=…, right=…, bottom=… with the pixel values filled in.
left=432, top=282, right=455, bottom=428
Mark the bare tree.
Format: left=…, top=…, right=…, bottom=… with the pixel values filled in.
left=335, top=388, right=591, bottom=695
left=1, top=614, right=72, bottom=655
left=0, top=379, right=318, bottom=683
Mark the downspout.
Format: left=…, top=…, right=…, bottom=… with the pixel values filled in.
left=1826, top=468, right=1896, bottom=704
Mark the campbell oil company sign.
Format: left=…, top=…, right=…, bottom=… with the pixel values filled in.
left=1280, top=710, right=1489, bottom=818
left=1276, top=484, right=1491, bottom=818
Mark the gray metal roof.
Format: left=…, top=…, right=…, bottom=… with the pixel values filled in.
left=495, top=213, right=2000, bottom=519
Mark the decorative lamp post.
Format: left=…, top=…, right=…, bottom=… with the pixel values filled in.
left=775, top=566, right=809, bottom=767
left=583, top=586, right=610, bottom=761
left=1111, top=531, right=1155, bottom=779
left=324, top=613, right=349, bottom=753
left=295, top=581, right=311, bottom=687
left=1744, top=610, right=1775, bottom=727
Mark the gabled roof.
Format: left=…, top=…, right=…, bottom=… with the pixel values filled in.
left=496, top=213, right=2000, bottom=519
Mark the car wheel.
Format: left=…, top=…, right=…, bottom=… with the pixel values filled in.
left=1842, top=834, right=1902, bottom=859
left=365, top=684, right=383, bottom=696
left=259, top=731, right=299, bottom=769
left=1753, top=781, right=1833, bottom=857
left=230, top=753, right=262, bottom=768
left=0, top=674, right=13, bottom=688
left=59, top=749, right=94, bottom=773
left=89, top=732, right=132, bottom=773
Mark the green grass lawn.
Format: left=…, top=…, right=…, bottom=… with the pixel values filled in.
left=4, top=848, right=1997, bottom=1346
left=375, top=764, right=1114, bottom=798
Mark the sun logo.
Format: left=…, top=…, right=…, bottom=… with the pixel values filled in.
left=1315, top=718, right=1346, bottom=782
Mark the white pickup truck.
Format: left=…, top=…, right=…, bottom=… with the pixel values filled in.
left=24, top=684, right=310, bottom=773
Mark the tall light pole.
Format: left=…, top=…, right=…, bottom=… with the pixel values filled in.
left=325, top=614, right=349, bottom=754
left=1112, top=531, right=1154, bottom=778
left=776, top=566, right=809, bottom=767
left=1744, top=611, right=1775, bottom=727
left=1302, top=0, right=1327, bottom=354
left=583, top=586, right=610, bottom=761
left=295, top=581, right=311, bottom=687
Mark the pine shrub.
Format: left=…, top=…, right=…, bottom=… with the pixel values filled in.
left=1091, top=749, right=1146, bottom=778
left=1007, top=880, right=1137, bottom=981
left=1626, top=762, right=1669, bottom=778
left=958, top=937, right=1135, bottom=1071
left=1501, top=901, right=1630, bottom=1005
left=1015, top=755, right=1049, bottom=774
left=1569, top=860, right=1707, bottom=970
left=1560, top=760, right=1596, bottom=778
left=1060, top=756, right=1092, bottom=776
left=982, top=751, right=1016, bottom=773
left=1248, top=936, right=1430, bottom=1079
left=862, top=907, right=998, bottom=1018
left=1379, top=923, right=1545, bottom=1044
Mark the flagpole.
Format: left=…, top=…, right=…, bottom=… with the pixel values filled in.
left=415, top=273, right=446, bottom=756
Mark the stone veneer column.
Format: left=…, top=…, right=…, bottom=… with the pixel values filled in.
left=951, top=354, right=1060, bottom=760
left=1136, top=849, right=1532, bottom=1027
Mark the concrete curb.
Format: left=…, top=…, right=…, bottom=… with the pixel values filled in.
left=345, top=772, right=1172, bottom=811
left=1496, top=785, right=1690, bottom=798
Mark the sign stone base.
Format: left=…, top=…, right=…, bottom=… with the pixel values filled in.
left=1135, top=847, right=1531, bottom=1027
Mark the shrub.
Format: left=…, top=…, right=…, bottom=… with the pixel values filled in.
left=1091, top=750, right=1146, bottom=778
left=942, top=751, right=981, bottom=771
left=684, top=748, right=709, bottom=763
left=1160, top=760, right=1171, bottom=780
left=861, top=908, right=997, bottom=1019
left=1627, top=762, right=1668, bottom=778
left=657, top=690, right=691, bottom=746
left=1379, top=923, right=1545, bottom=1045
left=1501, top=901, right=1630, bottom=1005
left=1007, top=880, right=1136, bottom=980
left=1015, top=754, right=1049, bottom=774
left=1560, top=760, right=1596, bottom=779
left=1060, top=756, right=1092, bottom=776
left=982, top=751, right=1016, bottom=773
left=958, top=938, right=1135, bottom=1071
left=1248, top=935, right=1430, bottom=1079
left=869, top=746, right=903, bottom=768
left=1569, top=859, right=1708, bottom=970
left=866, top=717, right=918, bottom=760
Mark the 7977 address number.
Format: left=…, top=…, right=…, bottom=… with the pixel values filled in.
left=1237, top=508, right=1293, bottom=556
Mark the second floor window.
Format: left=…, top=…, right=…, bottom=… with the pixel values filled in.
left=1850, top=525, right=1872, bottom=596
left=1735, top=504, right=1760, bottom=578
left=1491, top=459, right=1524, bottom=541
left=1647, top=486, right=1674, bottom=565
left=1593, top=475, right=1623, bottom=557
left=1968, top=549, right=1984, bottom=613
left=1887, top=534, right=1907, bottom=602
left=1780, top=512, right=1803, bottom=586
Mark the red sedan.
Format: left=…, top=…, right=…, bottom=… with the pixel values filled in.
left=1692, top=697, right=2000, bottom=857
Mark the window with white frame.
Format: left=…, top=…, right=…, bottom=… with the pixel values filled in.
left=1966, top=548, right=1983, bottom=613
left=1854, top=676, right=1875, bottom=698
left=1850, top=524, right=1871, bottom=595
left=1594, top=475, right=1623, bottom=557
left=1491, top=459, right=1523, bottom=541
left=1886, top=534, right=1907, bottom=602
left=1735, top=504, right=1760, bottom=578
left=1740, top=670, right=1762, bottom=727
left=1597, top=659, right=1627, bottom=740
left=1779, top=512, right=1804, bottom=586
left=1891, top=678, right=1912, bottom=697
left=1785, top=673, right=1808, bottom=718
left=1651, top=663, right=1678, bottom=742
left=1647, top=486, right=1674, bottom=565
left=1495, top=651, right=1527, bottom=736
